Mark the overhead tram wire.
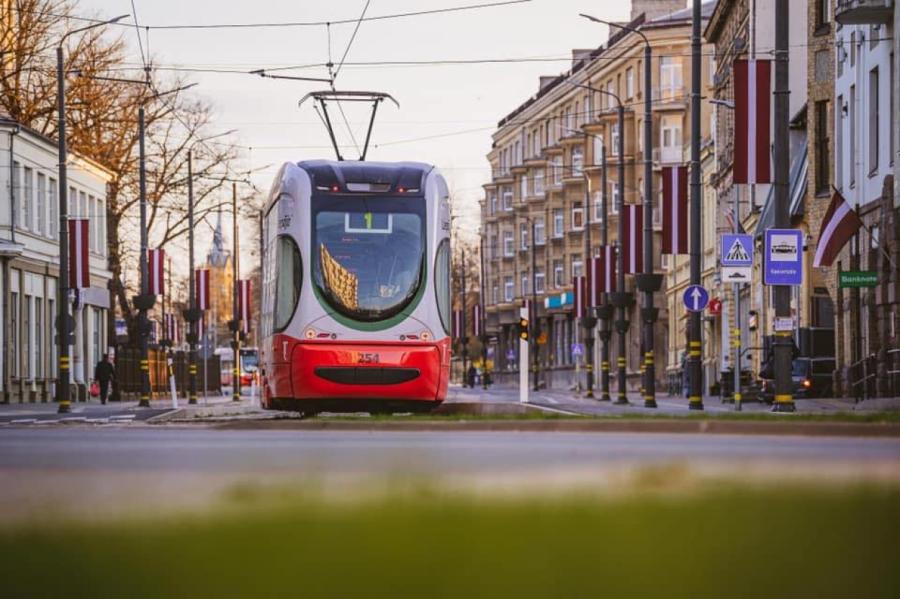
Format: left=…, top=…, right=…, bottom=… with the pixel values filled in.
left=329, top=0, right=372, bottom=157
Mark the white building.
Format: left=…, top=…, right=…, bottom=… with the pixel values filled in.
left=833, top=6, right=894, bottom=206
left=0, top=117, right=113, bottom=403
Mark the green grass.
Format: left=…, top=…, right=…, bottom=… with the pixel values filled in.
left=2, top=484, right=898, bottom=598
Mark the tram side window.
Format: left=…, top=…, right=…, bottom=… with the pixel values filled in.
left=274, top=235, right=302, bottom=332
left=434, top=239, right=451, bottom=334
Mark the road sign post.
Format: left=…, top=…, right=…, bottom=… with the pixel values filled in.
left=519, top=305, right=529, bottom=404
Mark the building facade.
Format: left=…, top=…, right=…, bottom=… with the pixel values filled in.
left=482, top=1, right=714, bottom=392
left=202, top=208, right=234, bottom=354
left=0, top=117, right=114, bottom=403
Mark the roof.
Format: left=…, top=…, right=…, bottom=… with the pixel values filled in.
left=296, top=160, right=435, bottom=192
left=494, top=1, right=717, bottom=132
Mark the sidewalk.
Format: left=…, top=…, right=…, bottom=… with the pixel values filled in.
left=446, top=384, right=900, bottom=416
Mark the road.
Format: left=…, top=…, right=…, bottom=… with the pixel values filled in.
left=1, top=426, right=898, bottom=521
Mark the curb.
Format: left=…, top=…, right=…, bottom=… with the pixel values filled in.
left=212, top=418, right=900, bottom=437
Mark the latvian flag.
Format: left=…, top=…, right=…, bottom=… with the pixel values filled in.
left=195, top=269, right=211, bottom=310
left=148, top=249, right=165, bottom=296
left=472, top=304, right=483, bottom=337
left=573, top=275, right=587, bottom=318
left=622, top=204, right=643, bottom=274
left=662, top=166, right=688, bottom=254
left=591, top=246, right=617, bottom=296
left=68, top=219, right=90, bottom=289
left=165, top=313, right=179, bottom=344
left=733, top=59, right=772, bottom=184
left=452, top=309, right=463, bottom=339
left=238, top=279, right=252, bottom=333
left=813, top=190, right=862, bottom=268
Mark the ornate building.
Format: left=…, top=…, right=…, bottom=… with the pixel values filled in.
left=204, top=208, right=234, bottom=350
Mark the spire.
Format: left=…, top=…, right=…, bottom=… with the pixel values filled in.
left=208, top=205, right=230, bottom=267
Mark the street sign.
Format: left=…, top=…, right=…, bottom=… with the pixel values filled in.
left=571, top=343, right=584, bottom=357
left=707, top=297, right=722, bottom=315
left=774, top=316, right=794, bottom=332
left=721, top=233, right=753, bottom=283
left=537, top=331, right=548, bottom=345
left=682, top=285, right=709, bottom=313
left=839, top=270, right=878, bottom=288
left=764, top=228, right=803, bottom=286
left=506, top=349, right=516, bottom=361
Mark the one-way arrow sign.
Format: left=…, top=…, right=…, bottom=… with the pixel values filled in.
left=682, top=284, right=709, bottom=313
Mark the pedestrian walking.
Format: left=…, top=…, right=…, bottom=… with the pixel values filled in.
left=466, top=364, right=477, bottom=388
left=93, top=354, right=115, bottom=405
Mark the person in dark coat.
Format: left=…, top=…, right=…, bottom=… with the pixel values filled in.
left=94, top=354, right=115, bottom=405
left=466, top=365, right=477, bottom=388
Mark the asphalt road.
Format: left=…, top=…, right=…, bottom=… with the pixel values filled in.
left=1, top=427, right=898, bottom=521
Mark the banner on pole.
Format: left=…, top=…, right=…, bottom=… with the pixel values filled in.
left=148, top=249, right=165, bottom=296
left=195, top=269, right=210, bottom=310
left=623, top=205, right=643, bottom=274
left=238, top=279, right=252, bottom=333
left=662, top=166, right=688, bottom=255
left=472, top=304, right=483, bottom=337
left=734, top=59, right=772, bottom=184
left=573, top=275, right=586, bottom=318
left=68, top=219, right=90, bottom=289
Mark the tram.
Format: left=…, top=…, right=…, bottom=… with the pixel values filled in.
left=259, top=160, right=452, bottom=413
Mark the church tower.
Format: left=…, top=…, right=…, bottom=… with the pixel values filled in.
left=205, top=207, right=233, bottom=347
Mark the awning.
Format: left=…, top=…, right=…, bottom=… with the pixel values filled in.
left=754, top=137, right=808, bottom=237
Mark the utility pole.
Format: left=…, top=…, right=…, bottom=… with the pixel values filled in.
left=461, top=245, right=468, bottom=386
left=54, top=14, right=128, bottom=414
left=771, top=0, right=795, bottom=412
left=531, top=216, right=539, bottom=392
left=688, top=0, right=704, bottom=410
left=582, top=173, right=596, bottom=398
left=480, top=234, right=489, bottom=389
left=598, top=143, right=612, bottom=401
left=136, top=105, right=153, bottom=408
left=639, top=30, right=658, bottom=409
left=614, top=98, right=629, bottom=405
left=186, top=151, right=199, bottom=405
left=231, top=182, right=242, bottom=402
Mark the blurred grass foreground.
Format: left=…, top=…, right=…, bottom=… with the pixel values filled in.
left=1, top=484, right=898, bottom=598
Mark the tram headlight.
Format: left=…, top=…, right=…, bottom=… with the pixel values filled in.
left=304, top=328, right=317, bottom=340
left=420, top=330, right=432, bottom=342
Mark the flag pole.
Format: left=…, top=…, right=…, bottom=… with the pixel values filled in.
left=830, top=185, right=896, bottom=270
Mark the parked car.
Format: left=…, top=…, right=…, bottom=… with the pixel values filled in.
left=758, top=357, right=835, bottom=401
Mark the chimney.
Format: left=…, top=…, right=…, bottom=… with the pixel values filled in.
left=630, top=0, right=686, bottom=22
left=539, top=76, right=558, bottom=92
left=571, top=49, right=593, bottom=67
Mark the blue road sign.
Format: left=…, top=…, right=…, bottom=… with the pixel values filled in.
left=506, top=349, right=516, bottom=361
left=764, top=228, right=803, bottom=286
left=721, top=234, right=753, bottom=266
left=571, top=343, right=584, bottom=357
left=683, top=285, right=709, bottom=313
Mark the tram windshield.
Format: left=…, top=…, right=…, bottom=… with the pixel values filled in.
left=312, top=196, right=425, bottom=322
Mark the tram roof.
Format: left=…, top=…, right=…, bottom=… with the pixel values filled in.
left=297, top=160, right=435, bottom=192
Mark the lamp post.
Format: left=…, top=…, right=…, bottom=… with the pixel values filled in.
left=479, top=232, right=489, bottom=389
left=230, top=182, right=242, bottom=401
left=54, top=14, right=128, bottom=414
left=580, top=13, right=657, bottom=408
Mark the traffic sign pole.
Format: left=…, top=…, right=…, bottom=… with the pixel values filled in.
left=519, top=305, right=529, bottom=404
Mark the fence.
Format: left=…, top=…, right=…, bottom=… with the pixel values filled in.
left=114, top=348, right=221, bottom=397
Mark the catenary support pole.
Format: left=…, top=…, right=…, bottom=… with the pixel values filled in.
left=642, top=38, right=657, bottom=409
left=771, top=0, right=795, bottom=412
left=138, top=105, right=152, bottom=408
left=583, top=172, right=595, bottom=398
left=531, top=217, right=540, bottom=391
left=480, top=234, right=489, bottom=389
left=688, top=0, right=704, bottom=410
left=599, top=143, right=611, bottom=401
left=187, top=151, right=198, bottom=405
left=232, top=182, right=241, bottom=402
left=461, top=245, right=468, bottom=386
left=55, top=45, right=72, bottom=413
left=615, top=100, right=628, bottom=405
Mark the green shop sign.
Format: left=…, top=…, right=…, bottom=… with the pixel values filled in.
left=839, top=271, right=878, bottom=288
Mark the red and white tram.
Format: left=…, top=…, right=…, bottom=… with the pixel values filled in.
left=259, top=160, right=452, bottom=413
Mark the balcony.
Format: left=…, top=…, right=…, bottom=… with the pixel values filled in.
left=653, top=146, right=683, bottom=165
left=835, top=0, right=893, bottom=24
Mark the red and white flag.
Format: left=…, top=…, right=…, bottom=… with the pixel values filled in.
left=573, top=275, right=587, bottom=318
left=68, top=219, right=90, bottom=289
left=148, top=249, right=165, bottom=296
left=238, top=279, right=252, bottom=333
left=452, top=309, right=462, bottom=338
left=593, top=245, right=617, bottom=294
left=662, top=166, right=688, bottom=254
left=165, top=313, right=179, bottom=344
left=734, top=59, right=772, bottom=184
left=622, top=205, right=643, bottom=274
left=195, top=269, right=210, bottom=310
left=472, top=304, right=482, bottom=337
left=813, top=190, right=863, bottom=268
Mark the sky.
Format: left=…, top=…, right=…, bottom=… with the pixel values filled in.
left=78, top=0, right=635, bottom=274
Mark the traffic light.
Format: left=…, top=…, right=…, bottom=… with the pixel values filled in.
left=517, top=317, right=529, bottom=341
left=748, top=310, right=758, bottom=332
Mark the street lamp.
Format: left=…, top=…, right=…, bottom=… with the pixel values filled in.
left=580, top=13, right=659, bottom=409
left=566, top=81, right=631, bottom=405
left=55, top=13, right=129, bottom=414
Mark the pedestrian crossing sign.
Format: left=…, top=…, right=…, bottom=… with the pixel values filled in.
left=721, top=233, right=753, bottom=283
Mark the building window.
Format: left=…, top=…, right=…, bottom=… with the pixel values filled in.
left=22, top=167, right=33, bottom=231
left=611, top=182, right=620, bottom=213
left=611, top=124, right=620, bottom=153
left=572, top=146, right=583, bottom=176
left=850, top=32, right=856, bottom=67
left=836, top=95, right=844, bottom=189
left=535, top=270, right=545, bottom=294
left=48, top=179, right=57, bottom=240
left=814, top=0, right=829, bottom=30
left=35, top=297, right=43, bottom=378
left=504, top=277, right=514, bottom=302
left=552, top=156, right=563, bottom=184
left=534, top=216, right=546, bottom=245
left=489, top=193, right=498, bottom=215
left=492, top=283, right=499, bottom=305
left=10, top=292, right=18, bottom=378
left=815, top=100, right=831, bottom=194
left=571, top=254, right=583, bottom=278
left=869, top=67, right=878, bottom=175
left=503, top=230, right=514, bottom=257
left=520, top=222, right=529, bottom=250
left=521, top=274, right=529, bottom=297
left=48, top=298, right=55, bottom=377
left=659, top=56, right=683, bottom=96
left=593, top=134, right=604, bottom=165
left=519, top=175, right=528, bottom=200
left=661, top=115, right=683, bottom=149
left=553, top=260, right=564, bottom=288
left=23, top=295, right=31, bottom=380
left=572, top=202, right=584, bottom=230
left=502, top=186, right=513, bottom=210
left=891, top=53, right=895, bottom=165
left=553, top=209, right=564, bottom=237
left=533, top=169, right=545, bottom=196
left=626, top=67, right=634, bottom=99
left=593, top=191, right=603, bottom=222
